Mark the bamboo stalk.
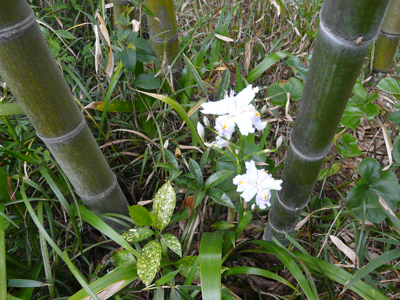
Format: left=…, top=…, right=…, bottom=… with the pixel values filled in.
left=144, top=0, right=182, bottom=74
left=372, top=0, right=400, bottom=81
left=0, top=0, right=129, bottom=227
left=113, top=0, right=136, bottom=30
left=263, top=0, right=389, bottom=243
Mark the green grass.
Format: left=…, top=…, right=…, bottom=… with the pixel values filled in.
left=1, top=0, right=400, bottom=299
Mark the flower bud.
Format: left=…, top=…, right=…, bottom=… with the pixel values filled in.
left=251, top=204, right=256, bottom=211
left=276, top=136, right=283, bottom=149
left=203, top=116, right=210, bottom=127
left=197, top=122, right=205, bottom=141
left=131, top=20, right=141, bottom=32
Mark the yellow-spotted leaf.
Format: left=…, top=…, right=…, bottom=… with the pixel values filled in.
left=161, top=233, right=182, bottom=257
left=176, top=256, right=200, bottom=280
left=122, top=227, right=154, bottom=243
left=111, top=249, right=136, bottom=268
left=137, top=241, right=162, bottom=286
left=153, top=181, right=176, bottom=231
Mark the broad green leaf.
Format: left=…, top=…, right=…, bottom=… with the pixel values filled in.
left=341, top=97, right=379, bottom=130
left=130, top=37, right=153, bottom=53
left=69, top=263, right=138, bottom=300
left=246, top=51, right=290, bottom=83
left=267, top=82, right=286, bottom=106
left=133, top=73, right=161, bottom=90
left=0, top=103, right=24, bottom=116
left=122, top=227, right=154, bottom=243
left=136, top=49, right=158, bottom=63
left=336, top=134, right=363, bottom=157
left=111, top=249, right=136, bottom=267
left=137, top=241, right=162, bottom=286
left=377, top=77, right=400, bottom=96
left=211, top=221, right=235, bottom=230
left=120, top=48, right=136, bottom=72
left=317, top=163, right=340, bottom=181
left=393, top=135, right=400, bottom=163
left=284, top=78, right=304, bottom=101
left=153, top=181, right=176, bottom=231
left=170, top=206, right=190, bottom=224
left=352, top=80, right=368, bottom=100
left=199, top=231, right=224, bottom=300
left=287, top=55, right=308, bottom=82
left=176, top=256, right=200, bottom=280
left=188, top=158, right=203, bottom=187
left=204, top=170, right=232, bottom=190
left=128, top=205, right=154, bottom=227
left=388, top=111, right=400, bottom=124
left=207, top=188, right=235, bottom=208
left=347, top=158, right=400, bottom=223
left=161, top=233, right=182, bottom=257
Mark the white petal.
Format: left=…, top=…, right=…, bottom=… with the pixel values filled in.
left=240, top=186, right=257, bottom=202
left=251, top=109, right=267, bottom=131
left=245, top=160, right=258, bottom=180
left=256, top=189, right=271, bottom=209
left=201, top=97, right=233, bottom=115
left=234, top=114, right=255, bottom=136
left=234, top=85, right=259, bottom=111
left=215, top=116, right=235, bottom=140
left=258, top=171, right=283, bottom=190
left=213, top=136, right=229, bottom=148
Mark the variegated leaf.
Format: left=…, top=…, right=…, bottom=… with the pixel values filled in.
left=162, top=233, right=182, bottom=257
left=121, top=227, right=154, bottom=243
left=153, top=181, right=176, bottom=231
left=111, top=249, right=136, bottom=268
left=137, top=241, right=162, bottom=286
left=176, top=256, right=200, bottom=280
left=161, top=233, right=182, bottom=257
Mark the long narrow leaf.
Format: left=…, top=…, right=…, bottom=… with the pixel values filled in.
left=0, top=202, right=6, bottom=300
left=199, top=231, right=224, bottom=300
left=246, top=52, right=290, bottom=84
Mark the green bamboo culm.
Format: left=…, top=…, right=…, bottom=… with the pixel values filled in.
left=263, top=0, right=390, bottom=243
left=372, top=0, right=400, bottom=81
left=144, top=0, right=182, bottom=75
left=113, top=0, right=136, bottom=30
left=0, top=0, right=129, bottom=227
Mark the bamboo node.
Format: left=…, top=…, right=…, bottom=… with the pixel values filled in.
left=79, top=175, right=118, bottom=201
left=380, top=30, right=400, bottom=38
left=152, top=33, right=178, bottom=44
left=320, top=20, right=376, bottom=46
left=276, top=191, right=309, bottom=212
left=290, top=138, right=329, bottom=161
left=37, top=117, right=86, bottom=143
left=0, top=13, right=35, bottom=42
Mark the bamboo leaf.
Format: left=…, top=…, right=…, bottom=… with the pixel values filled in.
left=122, top=227, right=154, bottom=243
left=161, top=233, right=182, bottom=257
left=246, top=51, right=290, bottom=84
left=155, top=269, right=181, bottom=286
left=133, top=73, right=161, bottom=90
left=204, top=170, right=232, bottom=191
left=183, top=54, right=209, bottom=99
left=85, top=100, right=134, bottom=112
left=199, top=231, right=224, bottom=300
left=207, top=188, right=235, bottom=208
left=137, top=241, right=162, bottom=286
left=188, top=158, right=203, bottom=188
left=128, top=205, right=155, bottom=227
left=153, top=181, right=176, bottom=231
left=7, top=279, right=45, bottom=288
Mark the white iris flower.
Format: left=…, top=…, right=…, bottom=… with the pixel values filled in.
left=233, top=160, right=283, bottom=209
left=201, top=85, right=266, bottom=139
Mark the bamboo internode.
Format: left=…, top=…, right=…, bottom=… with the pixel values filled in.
left=263, top=0, right=390, bottom=243
left=144, top=0, right=182, bottom=74
left=372, top=0, right=400, bottom=80
left=0, top=0, right=129, bottom=226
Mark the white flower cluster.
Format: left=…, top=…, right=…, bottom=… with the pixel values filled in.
left=198, top=85, right=267, bottom=148
left=233, top=160, right=282, bottom=209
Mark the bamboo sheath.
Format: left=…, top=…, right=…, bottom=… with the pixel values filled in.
left=0, top=0, right=129, bottom=224
left=144, top=0, right=182, bottom=73
left=113, top=0, right=136, bottom=30
left=263, top=0, right=389, bottom=242
left=372, top=0, right=400, bottom=79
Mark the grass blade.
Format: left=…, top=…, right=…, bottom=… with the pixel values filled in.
left=246, top=51, right=290, bottom=84
left=0, top=202, right=6, bottom=300
left=199, top=231, right=224, bottom=300
left=183, top=54, right=209, bottom=100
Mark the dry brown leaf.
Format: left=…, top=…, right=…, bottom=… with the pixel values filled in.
left=330, top=235, right=359, bottom=269
left=214, top=34, right=234, bottom=42
left=381, top=125, right=393, bottom=171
